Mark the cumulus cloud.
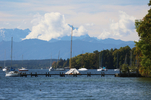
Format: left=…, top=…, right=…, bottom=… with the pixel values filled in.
left=98, top=11, right=136, bottom=40
left=24, top=12, right=88, bottom=41
left=110, top=11, right=136, bottom=36
left=73, top=26, right=88, bottom=36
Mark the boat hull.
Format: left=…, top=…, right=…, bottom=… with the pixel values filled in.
left=5, top=71, right=20, bottom=77
left=78, top=68, right=88, bottom=71
left=97, top=69, right=102, bottom=71
left=19, top=69, right=28, bottom=71
left=3, top=69, right=7, bottom=71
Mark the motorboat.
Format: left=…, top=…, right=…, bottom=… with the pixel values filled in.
left=2, top=67, right=8, bottom=71
left=5, top=67, right=20, bottom=77
left=18, top=67, right=28, bottom=71
left=49, top=66, right=54, bottom=71
left=114, top=69, right=120, bottom=71
left=49, top=66, right=65, bottom=71
left=78, top=68, right=88, bottom=71
left=97, top=67, right=107, bottom=71
left=65, top=68, right=80, bottom=75
left=97, top=68, right=103, bottom=71
left=102, top=67, right=107, bottom=71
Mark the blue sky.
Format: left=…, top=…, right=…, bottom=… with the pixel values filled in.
left=0, top=0, right=150, bottom=41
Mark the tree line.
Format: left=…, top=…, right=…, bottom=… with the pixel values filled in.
left=52, top=46, right=139, bottom=70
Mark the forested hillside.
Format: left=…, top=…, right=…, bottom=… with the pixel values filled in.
left=52, top=45, right=138, bottom=69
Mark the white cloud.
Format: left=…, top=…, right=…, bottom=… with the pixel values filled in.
left=23, top=12, right=88, bottom=41
left=110, top=11, right=136, bottom=37
left=73, top=26, right=88, bottom=36
left=98, top=11, right=137, bottom=41
left=23, top=12, right=87, bottom=41
left=98, top=30, right=111, bottom=39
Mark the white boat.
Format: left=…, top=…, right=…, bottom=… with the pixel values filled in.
left=2, top=67, right=8, bottom=71
left=65, top=68, right=80, bottom=75
left=49, top=66, right=65, bottom=71
left=97, top=68, right=103, bottom=71
left=78, top=68, right=88, bottom=71
left=5, top=37, right=20, bottom=77
left=97, top=51, right=107, bottom=71
left=49, top=66, right=54, bottom=71
left=5, top=71, right=20, bottom=77
left=114, top=69, right=120, bottom=71
left=97, top=67, right=107, bottom=71
left=18, top=67, right=28, bottom=71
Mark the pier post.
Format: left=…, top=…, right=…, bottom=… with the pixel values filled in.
left=20, top=73, right=22, bottom=77
left=73, top=73, right=77, bottom=77
left=60, top=72, right=65, bottom=77
left=46, top=72, right=47, bottom=77
left=87, top=72, right=91, bottom=77
left=35, top=72, right=38, bottom=77
left=31, top=72, right=32, bottom=77
left=48, top=72, right=50, bottom=77
left=101, top=72, right=105, bottom=77
left=25, top=72, right=27, bottom=77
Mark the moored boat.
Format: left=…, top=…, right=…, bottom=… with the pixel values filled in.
left=18, top=67, right=28, bottom=71
left=5, top=37, right=20, bottom=77
left=5, top=71, right=20, bottom=77
left=114, top=69, right=120, bottom=71
left=65, top=68, right=80, bottom=75
left=2, top=67, right=8, bottom=71
left=78, top=68, right=88, bottom=71
left=49, top=66, right=54, bottom=71
left=5, top=67, right=20, bottom=77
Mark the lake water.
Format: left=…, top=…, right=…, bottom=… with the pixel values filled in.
left=0, top=69, right=151, bottom=100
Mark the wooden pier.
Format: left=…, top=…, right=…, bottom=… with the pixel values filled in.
left=20, top=72, right=116, bottom=77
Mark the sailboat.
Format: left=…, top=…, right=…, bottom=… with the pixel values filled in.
left=49, top=54, right=54, bottom=71
left=97, top=51, right=107, bottom=71
left=2, top=50, right=8, bottom=72
left=65, top=25, right=80, bottom=75
left=55, top=51, right=65, bottom=71
left=114, top=53, right=120, bottom=71
left=18, top=55, right=28, bottom=71
left=49, top=52, right=65, bottom=71
left=5, top=37, right=20, bottom=77
left=78, top=52, right=88, bottom=71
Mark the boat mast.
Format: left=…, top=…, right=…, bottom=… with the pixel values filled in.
left=101, top=51, right=103, bottom=68
left=130, top=51, right=132, bottom=67
left=69, top=25, right=73, bottom=68
left=50, top=53, right=52, bottom=67
left=57, top=51, right=60, bottom=68
left=11, top=37, right=13, bottom=68
left=117, top=52, right=118, bottom=68
left=99, top=52, right=100, bottom=68
left=4, top=50, right=6, bottom=67
left=22, top=55, right=23, bottom=67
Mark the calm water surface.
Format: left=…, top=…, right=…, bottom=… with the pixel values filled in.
left=0, top=69, right=151, bottom=100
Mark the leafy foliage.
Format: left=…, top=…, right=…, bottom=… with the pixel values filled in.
left=135, top=0, right=151, bottom=77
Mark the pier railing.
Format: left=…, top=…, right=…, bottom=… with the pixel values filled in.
left=20, top=72, right=116, bottom=77
left=19, top=72, right=142, bottom=77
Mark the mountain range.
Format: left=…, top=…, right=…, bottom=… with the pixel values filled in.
left=0, top=28, right=135, bottom=60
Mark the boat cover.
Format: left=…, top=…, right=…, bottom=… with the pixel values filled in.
left=65, top=68, right=80, bottom=74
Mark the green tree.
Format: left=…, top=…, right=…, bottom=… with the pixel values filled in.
left=135, top=0, right=151, bottom=77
